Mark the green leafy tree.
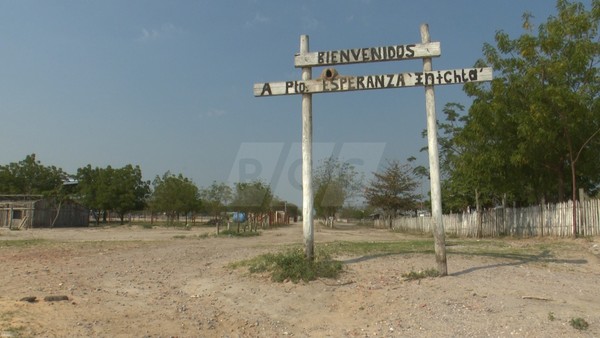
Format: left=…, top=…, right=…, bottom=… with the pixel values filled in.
left=0, top=154, right=75, bottom=228
left=201, top=181, right=232, bottom=219
left=439, top=1, right=599, bottom=232
left=313, top=157, right=362, bottom=226
left=76, top=164, right=150, bottom=225
left=230, top=180, right=273, bottom=232
left=426, top=103, right=508, bottom=213
left=76, top=165, right=105, bottom=225
left=364, top=160, right=421, bottom=228
left=108, top=165, right=150, bottom=224
left=200, top=181, right=232, bottom=232
left=338, top=205, right=375, bottom=222
left=285, top=202, right=299, bottom=221
left=150, top=172, right=201, bottom=224
left=0, top=154, right=66, bottom=195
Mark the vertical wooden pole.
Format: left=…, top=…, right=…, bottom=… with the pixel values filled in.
left=572, top=163, right=577, bottom=237
left=475, top=188, right=482, bottom=238
left=300, top=35, right=314, bottom=260
left=9, top=206, right=13, bottom=230
left=421, top=24, right=448, bottom=276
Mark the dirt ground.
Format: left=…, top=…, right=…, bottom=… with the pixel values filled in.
left=1, top=223, right=599, bottom=337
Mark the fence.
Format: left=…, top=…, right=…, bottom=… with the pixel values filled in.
left=376, top=199, right=600, bottom=238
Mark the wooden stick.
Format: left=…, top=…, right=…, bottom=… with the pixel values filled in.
left=522, top=296, right=552, bottom=301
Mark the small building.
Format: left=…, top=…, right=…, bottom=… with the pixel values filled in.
left=0, top=195, right=89, bottom=229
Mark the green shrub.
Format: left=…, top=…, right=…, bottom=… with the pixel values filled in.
left=218, top=229, right=260, bottom=237
left=245, top=249, right=343, bottom=283
left=402, top=268, right=440, bottom=280
left=570, top=317, right=589, bottom=330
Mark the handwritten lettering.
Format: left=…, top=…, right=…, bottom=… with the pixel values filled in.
left=316, top=44, right=418, bottom=65
left=254, top=68, right=491, bottom=96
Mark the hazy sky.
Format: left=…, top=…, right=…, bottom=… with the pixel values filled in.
left=0, top=1, right=581, bottom=205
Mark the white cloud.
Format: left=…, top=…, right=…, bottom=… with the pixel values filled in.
left=136, top=23, right=183, bottom=42
left=245, top=12, right=270, bottom=28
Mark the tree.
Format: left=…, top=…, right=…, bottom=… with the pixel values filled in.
left=428, top=103, right=508, bottom=213
left=149, top=172, right=201, bottom=225
left=76, top=164, right=150, bottom=225
left=76, top=165, right=105, bottom=225
left=438, top=1, right=599, bottom=236
left=230, top=180, right=273, bottom=232
left=338, top=205, right=376, bottom=222
left=0, top=154, right=66, bottom=195
left=0, top=154, right=75, bottom=228
left=364, top=160, right=421, bottom=228
left=466, top=0, right=599, bottom=235
left=313, top=157, right=362, bottom=226
left=108, top=165, right=150, bottom=224
left=200, top=181, right=232, bottom=232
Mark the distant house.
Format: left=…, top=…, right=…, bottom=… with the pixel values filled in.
left=0, top=195, right=89, bottom=229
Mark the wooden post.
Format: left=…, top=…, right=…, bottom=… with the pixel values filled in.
left=255, top=30, right=491, bottom=266
left=475, top=188, right=482, bottom=238
left=9, top=206, right=13, bottom=230
left=300, top=35, right=315, bottom=261
left=421, top=23, right=448, bottom=276
left=540, top=196, right=545, bottom=237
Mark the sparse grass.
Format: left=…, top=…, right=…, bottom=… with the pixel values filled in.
left=0, top=311, right=26, bottom=337
left=232, top=249, right=343, bottom=283
left=229, top=236, right=581, bottom=284
left=218, top=229, right=261, bottom=237
left=136, top=222, right=196, bottom=230
left=355, top=220, right=374, bottom=228
left=172, top=232, right=216, bottom=239
left=0, top=238, right=48, bottom=248
left=164, top=222, right=193, bottom=230
left=548, top=312, right=555, bottom=321
left=198, top=232, right=211, bottom=239
left=2, top=325, right=26, bottom=337
left=402, top=268, right=440, bottom=280
left=1, top=310, right=16, bottom=321
left=444, top=238, right=581, bottom=263
left=570, top=317, right=589, bottom=330
left=316, top=239, right=435, bottom=257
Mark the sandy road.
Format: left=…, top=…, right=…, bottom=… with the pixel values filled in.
left=1, top=223, right=599, bottom=337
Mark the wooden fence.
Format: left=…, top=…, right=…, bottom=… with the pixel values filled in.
left=376, top=199, right=600, bottom=238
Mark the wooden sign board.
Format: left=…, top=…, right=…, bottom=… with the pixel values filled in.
left=294, top=42, right=440, bottom=67
left=255, top=67, right=492, bottom=97
left=254, top=31, right=493, bottom=270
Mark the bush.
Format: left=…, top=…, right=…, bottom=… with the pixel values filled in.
left=402, top=268, right=440, bottom=280
left=570, top=317, right=589, bottom=330
left=246, top=249, right=343, bottom=283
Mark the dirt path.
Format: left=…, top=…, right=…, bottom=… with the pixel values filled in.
left=1, top=223, right=599, bottom=337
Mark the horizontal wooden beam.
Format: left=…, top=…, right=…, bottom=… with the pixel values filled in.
left=254, top=67, right=492, bottom=97
left=294, top=42, right=440, bottom=67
